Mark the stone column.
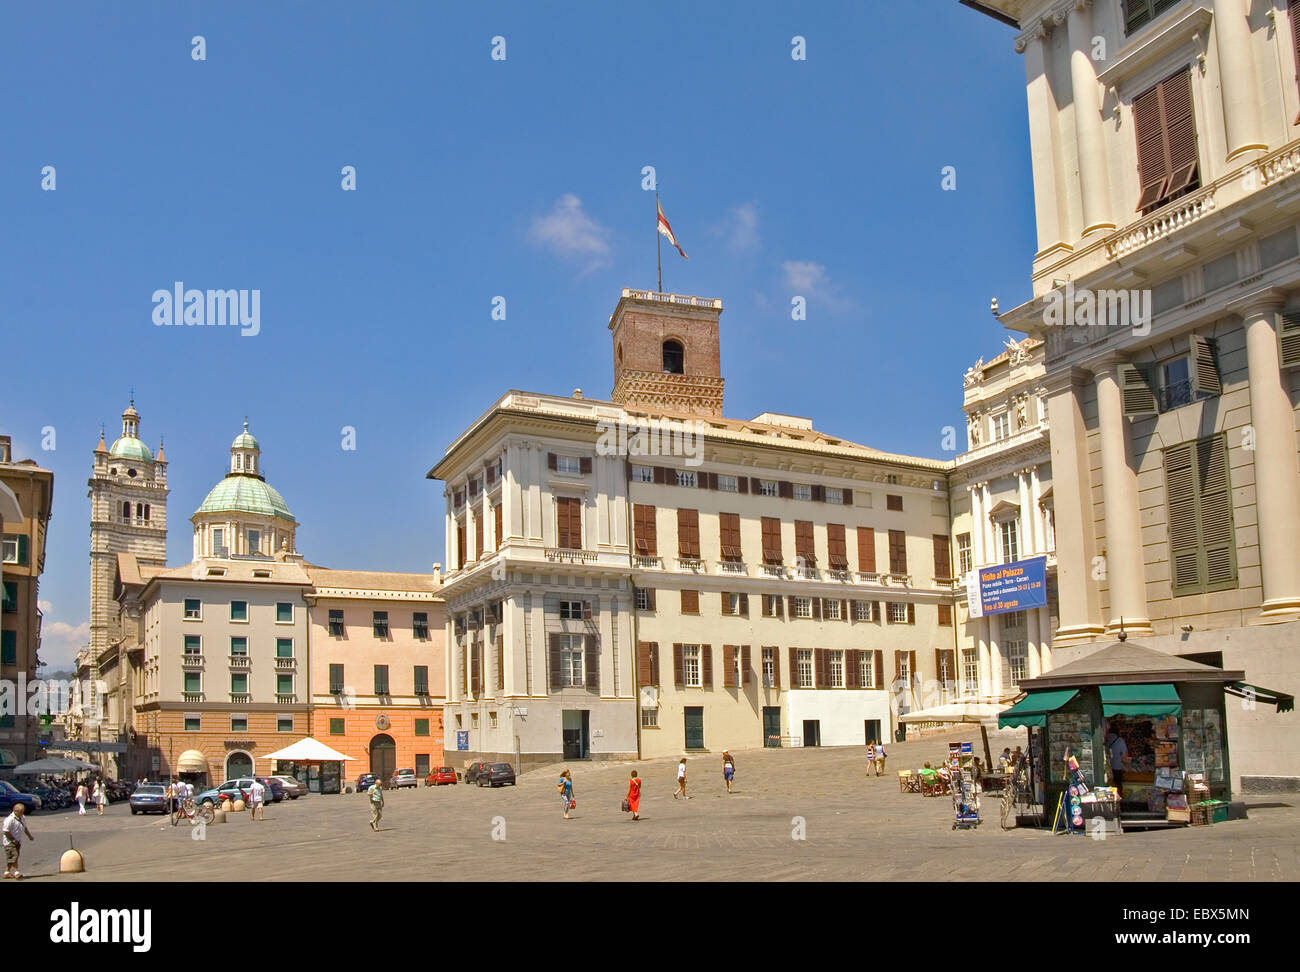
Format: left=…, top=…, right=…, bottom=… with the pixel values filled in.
left=1238, top=294, right=1300, bottom=617
left=1018, top=469, right=1035, bottom=556
left=981, top=482, right=997, bottom=565
left=1017, top=19, right=1071, bottom=252
left=1029, top=465, right=1044, bottom=554
left=977, top=619, right=992, bottom=701
left=1065, top=0, right=1115, bottom=236
left=1045, top=369, right=1105, bottom=644
left=1092, top=358, right=1151, bottom=634
left=1026, top=607, right=1042, bottom=679
left=1213, top=0, right=1267, bottom=162
left=988, top=614, right=1003, bottom=701
left=970, top=484, right=986, bottom=567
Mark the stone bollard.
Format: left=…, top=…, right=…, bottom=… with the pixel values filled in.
left=212, top=808, right=227, bottom=824
left=232, top=799, right=246, bottom=812
left=220, top=799, right=233, bottom=812
left=60, top=834, right=85, bottom=873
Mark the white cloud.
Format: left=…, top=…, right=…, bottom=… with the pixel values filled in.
left=39, top=618, right=89, bottom=671
left=528, top=194, right=612, bottom=272
left=713, top=201, right=760, bottom=253
left=783, top=260, right=830, bottom=293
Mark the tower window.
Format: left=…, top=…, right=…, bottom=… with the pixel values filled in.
left=122, top=501, right=131, bottom=522
left=662, top=340, right=684, bottom=375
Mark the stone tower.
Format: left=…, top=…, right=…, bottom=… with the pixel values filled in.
left=608, top=288, right=724, bottom=417
left=87, top=400, right=169, bottom=663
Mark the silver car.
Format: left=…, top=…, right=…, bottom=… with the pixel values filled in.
left=269, top=775, right=306, bottom=799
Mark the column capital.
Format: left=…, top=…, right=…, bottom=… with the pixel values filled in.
left=1041, top=363, right=1091, bottom=397
left=1087, top=353, right=1127, bottom=382
left=1014, top=17, right=1052, bottom=53
left=1228, top=287, right=1290, bottom=320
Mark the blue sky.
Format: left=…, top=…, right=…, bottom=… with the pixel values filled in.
left=0, top=1, right=1036, bottom=669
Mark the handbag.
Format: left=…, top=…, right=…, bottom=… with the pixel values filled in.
left=569, top=799, right=577, bottom=810
left=621, top=799, right=631, bottom=812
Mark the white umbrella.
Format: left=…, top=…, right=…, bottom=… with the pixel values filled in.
left=12, top=757, right=70, bottom=774
left=259, top=737, right=355, bottom=763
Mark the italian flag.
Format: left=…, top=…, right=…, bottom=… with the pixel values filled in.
left=657, top=200, right=688, bottom=260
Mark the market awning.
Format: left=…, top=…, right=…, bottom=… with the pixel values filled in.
left=260, top=737, right=355, bottom=763
left=1225, top=682, right=1295, bottom=713
left=899, top=700, right=1010, bottom=723
left=176, top=750, right=208, bottom=773
left=998, top=689, right=1078, bottom=728
left=1100, top=683, right=1182, bottom=717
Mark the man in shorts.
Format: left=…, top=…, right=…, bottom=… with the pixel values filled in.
left=246, top=778, right=266, bottom=822
left=2, top=803, right=34, bottom=879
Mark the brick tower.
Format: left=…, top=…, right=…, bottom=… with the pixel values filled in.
left=608, top=288, right=724, bottom=417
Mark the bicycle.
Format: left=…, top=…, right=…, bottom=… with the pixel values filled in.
left=175, top=797, right=214, bottom=827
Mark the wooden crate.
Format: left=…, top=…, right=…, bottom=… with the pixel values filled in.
left=1166, top=807, right=1190, bottom=824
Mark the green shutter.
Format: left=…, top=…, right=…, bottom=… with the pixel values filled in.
left=1, top=629, right=16, bottom=666
left=2, top=581, right=16, bottom=613
left=1188, top=334, right=1221, bottom=398
left=329, top=718, right=344, bottom=735
left=1166, top=435, right=1236, bottom=596
left=1120, top=363, right=1157, bottom=416
left=1278, top=313, right=1300, bottom=369
left=415, top=719, right=430, bottom=737
left=16, top=535, right=28, bottom=566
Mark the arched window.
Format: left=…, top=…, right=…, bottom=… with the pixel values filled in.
left=662, top=339, right=684, bottom=374
left=617, top=344, right=624, bottom=370
left=122, top=501, right=131, bottom=521
left=143, top=504, right=150, bottom=522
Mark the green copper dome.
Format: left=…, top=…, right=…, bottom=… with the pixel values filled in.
left=109, top=436, right=154, bottom=462
left=195, top=475, right=295, bottom=522
left=232, top=427, right=259, bottom=450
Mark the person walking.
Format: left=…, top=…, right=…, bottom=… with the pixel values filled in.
left=673, top=757, right=688, bottom=799
left=866, top=742, right=876, bottom=776
left=2, top=803, right=34, bottom=879
left=626, top=770, right=641, bottom=821
left=722, top=751, right=736, bottom=793
left=874, top=742, right=887, bottom=777
left=93, top=780, right=107, bottom=816
left=166, top=779, right=180, bottom=825
left=75, top=781, right=88, bottom=816
left=368, top=779, right=384, bottom=831
left=246, top=778, right=266, bottom=822
left=558, top=769, right=575, bottom=819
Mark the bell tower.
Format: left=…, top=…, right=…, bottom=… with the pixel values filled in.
left=608, top=288, right=724, bottom=417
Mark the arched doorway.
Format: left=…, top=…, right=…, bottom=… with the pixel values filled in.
left=369, top=734, right=395, bottom=782
left=226, top=751, right=253, bottom=779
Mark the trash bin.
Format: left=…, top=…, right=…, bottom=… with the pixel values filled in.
left=895, top=727, right=907, bottom=743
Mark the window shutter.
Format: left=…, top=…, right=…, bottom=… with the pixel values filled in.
left=762, top=516, right=783, bottom=563
left=647, top=588, right=656, bottom=610
left=933, top=534, right=952, bottom=579
left=650, top=642, right=660, bottom=687
left=857, top=527, right=876, bottom=573
left=812, top=484, right=825, bottom=502
left=497, top=636, right=505, bottom=690
left=579, top=456, right=592, bottom=474
left=460, top=646, right=468, bottom=696
left=739, top=592, right=749, bottom=617
left=788, top=647, right=798, bottom=688
left=1186, top=334, right=1221, bottom=397
left=681, top=589, right=698, bottom=614
left=779, top=480, right=793, bottom=499
left=841, top=599, right=849, bottom=622
left=1278, top=313, right=1300, bottom=369
left=907, top=603, right=916, bottom=625
left=787, top=595, right=796, bottom=618
left=750, top=477, right=762, bottom=494
left=795, top=520, right=815, bottom=565
left=634, top=504, right=658, bottom=556
left=654, top=466, right=667, bottom=485
left=742, top=645, right=752, bottom=685
left=889, top=529, right=908, bottom=574
left=908, top=651, right=917, bottom=687
left=1165, top=442, right=1201, bottom=593
left=673, top=644, right=684, bottom=687
left=549, top=633, right=562, bottom=692
left=494, top=503, right=503, bottom=549
left=828, top=523, right=847, bottom=568
left=17, top=535, right=29, bottom=565
left=772, top=647, right=781, bottom=689
left=1133, top=81, right=1169, bottom=210
left=1120, top=363, right=1158, bottom=417
left=1291, top=0, right=1300, bottom=120
left=701, top=644, right=713, bottom=688
left=938, top=603, right=953, bottom=626
left=843, top=488, right=853, bottom=505
left=874, top=601, right=882, bottom=623
left=738, top=476, right=749, bottom=494
left=815, top=649, right=827, bottom=689
left=637, top=642, right=654, bottom=688
left=813, top=597, right=823, bottom=620
left=724, top=646, right=737, bottom=687
left=1133, top=68, right=1197, bottom=212
left=677, top=508, right=700, bottom=557
left=585, top=635, right=599, bottom=691
left=582, top=600, right=593, bottom=621
left=845, top=650, right=858, bottom=689
left=775, top=595, right=784, bottom=619
left=1198, top=435, right=1236, bottom=591
left=548, top=452, right=558, bottom=471
left=474, top=514, right=484, bottom=558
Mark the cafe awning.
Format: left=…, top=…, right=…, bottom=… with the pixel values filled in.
left=898, top=700, right=1010, bottom=724
left=1225, top=682, right=1295, bottom=713
left=998, top=689, right=1078, bottom=728
left=1101, top=683, right=1182, bottom=717
left=176, top=750, right=208, bottom=773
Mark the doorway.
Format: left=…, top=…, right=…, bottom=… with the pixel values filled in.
left=369, top=733, right=396, bottom=781
left=415, top=754, right=430, bottom=778
left=802, top=720, right=821, bottom=748
left=763, top=707, right=781, bottom=747
left=864, top=719, right=882, bottom=745
left=684, top=707, right=704, bottom=750
left=562, top=710, right=589, bottom=760
left=225, top=751, right=253, bottom=779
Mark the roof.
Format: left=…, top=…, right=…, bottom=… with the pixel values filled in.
left=305, top=566, right=442, bottom=596
left=149, top=558, right=313, bottom=587
left=195, top=474, right=294, bottom=521
left=109, top=436, right=154, bottom=462
left=232, top=422, right=259, bottom=451
left=1019, top=640, right=1245, bottom=689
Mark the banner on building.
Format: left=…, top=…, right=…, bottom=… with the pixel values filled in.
left=976, top=556, right=1047, bottom=616
left=456, top=731, right=469, bottom=751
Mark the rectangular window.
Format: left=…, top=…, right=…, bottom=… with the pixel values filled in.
left=183, top=672, right=201, bottom=694
left=853, top=600, right=873, bottom=622
left=675, top=470, right=697, bottom=488
left=680, top=589, right=700, bottom=614
left=278, top=716, right=294, bottom=732
left=374, top=665, right=390, bottom=695
left=276, top=638, right=293, bottom=658
left=1008, top=641, right=1028, bottom=684
left=184, top=635, right=202, bottom=656
left=1123, top=0, right=1181, bottom=33
left=824, top=599, right=841, bottom=621
left=999, top=520, right=1020, bottom=563
left=0, top=537, right=19, bottom=564
left=634, top=504, right=658, bottom=557
left=683, top=645, right=701, bottom=687
left=329, top=664, right=344, bottom=694
left=957, top=533, right=973, bottom=575
left=888, top=530, right=908, bottom=574
left=992, top=412, right=1010, bottom=441
left=1166, top=434, right=1236, bottom=595
left=719, top=511, right=742, bottom=562
left=759, top=479, right=779, bottom=497
left=329, top=718, right=345, bottom=735
left=631, top=464, right=654, bottom=483
left=556, top=455, right=581, bottom=475
left=860, top=652, right=876, bottom=689
left=372, top=611, right=389, bottom=637
left=1132, top=68, right=1198, bottom=213
left=825, top=487, right=843, bottom=505
left=677, top=508, right=700, bottom=558
left=717, top=474, right=738, bottom=492
left=559, top=633, right=585, bottom=686
left=231, top=673, right=248, bottom=695
left=0, top=581, right=14, bottom=615
left=793, top=483, right=812, bottom=501
left=886, top=494, right=903, bottom=512
left=184, top=716, right=200, bottom=732
left=635, top=588, right=653, bottom=611
left=231, top=600, right=248, bottom=621
left=761, top=516, right=783, bottom=564
left=415, top=718, right=430, bottom=736
left=963, top=648, right=980, bottom=690
left=414, top=666, right=430, bottom=695
left=793, top=597, right=813, bottom=619
left=276, top=602, right=293, bottom=623
left=247, top=529, right=260, bottom=554
left=888, top=602, right=908, bottom=624
left=641, top=707, right=659, bottom=728
left=796, top=650, right=814, bottom=689
left=556, top=496, right=583, bottom=549
left=762, top=647, right=776, bottom=688
left=184, top=598, right=201, bottom=620
left=762, top=594, right=781, bottom=618
left=559, top=600, right=585, bottom=620
left=231, top=716, right=248, bottom=733
left=413, top=612, right=429, bottom=639
left=828, top=650, right=844, bottom=688
left=229, top=636, right=246, bottom=656
left=277, top=674, right=294, bottom=696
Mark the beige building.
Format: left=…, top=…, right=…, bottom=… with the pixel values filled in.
left=0, top=435, right=54, bottom=772
left=968, top=0, right=1300, bottom=788
left=431, top=288, right=962, bottom=769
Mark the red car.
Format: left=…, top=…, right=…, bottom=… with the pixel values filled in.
left=425, top=766, right=458, bottom=786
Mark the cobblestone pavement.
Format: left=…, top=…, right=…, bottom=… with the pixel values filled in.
left=14, top=733, right=1299, bottom=881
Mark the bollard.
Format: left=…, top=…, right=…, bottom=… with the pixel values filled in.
left=60, top=834, right=85, bottom=873
left=212, top=808, right=227, bottom=824
left=232, top=799, right=246, bottom=812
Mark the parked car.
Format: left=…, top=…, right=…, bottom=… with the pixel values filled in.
left=269, top=775, right=305, bottom=799
left=355, top=773, right=378, bottom=793
left=390, top=769, right=418, bottom=789
left=196, top=778, right=257, bottom=807
left=129, top=783, right=169, bottom=815
left=463, top=762, right=493, bottom=786
left=0, top=780, right=42, bottom=813
left=477, top=763, right=517, bottom=787
left=425, top=766, right=457, bottom=786
left=258, top=776, right=285, bottom=803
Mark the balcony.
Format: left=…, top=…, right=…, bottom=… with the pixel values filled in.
left=1156, top=378, right=1196, bottom=413
left=544, top=547, right=597, bottom=564
left=795, top=565, right=820, bottom=581
left=828, top=568, right=851, bottom=582
left=229, top=693, right=252, bottom=703
left=275, top=657, right=296, bottom=669
left=229, top=655, right=250, bottom=669
left=761, top=562, right=787, bottom=579
left=676, top=557, right=704, bottom=571
left=857, top=571, right=881, bottom=584
left=633, top=554, right=662, bottom=569
left=885, top=573, right=912, bottom=587
left=276, top=693, right=297, bottom=704
left=182, top=692, right=204, bottom=703
left=1105, top=183, right=1216, bottom=260
left=181, top=653, right=203, bottom=669
left=718, top=559, right=746, bottom=575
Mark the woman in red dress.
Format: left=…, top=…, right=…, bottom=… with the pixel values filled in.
left=627, top=770, right=641, bottom=821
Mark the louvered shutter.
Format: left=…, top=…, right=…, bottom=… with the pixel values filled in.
left=1197, top=435, right=1236, bottom=591
left=841, top=599, right=849, bottom=622
left=646, top=588, right=656, bottom=610
left=549, top=634, right=562, bottom=692
left=582, top=600, right=593, bottom=621
left=742, top=645, right=752, bottom=685
left=789, top=647, right=798, bottom=688
left=1189, top=335, right=1221, bottom=397
left=548, top=452, right=558, bottom=471
left=654, top=466, right=667, bottom=485
left=724, top=646, right=737, bottom=687
left=874, top=601, right=883, bottom=623
left=779, top=480, right=793, bottom=499
left=908, top=651, right=918, bottom=688
left=812, top=597, right=822, bottom=620
left=701, top=644, right=713, bottom=688
left=1291, top=0, right=1300, bottom=121
left=1133, top=82, right=1169, bottom=210
left=1133, top=69, right=1197, bottom=212
left=585, top=635, right=599, bottom=690
left=1162, top=69, right=1197, bottom=195
left=750, top=477, right=761, bottom=494
left=673, top=644, right=684, bottom=687
left=845, top=650, right=858, bottom=688
left=738, top=476, right=749, bottom=494
left=1165, top=442, right=1201, bottom=594
left=494, top=503, right=503, bottom=549
left=857, top=527, right=876, bottom=572
left=762, top=517, right=783, bottom=564
left=579, top=456, right=592, bottom=474
left=907, top=603, right=916, bottom=625
left=649, top=642, right=660, bottom=686
left=812, top=484, right=826, bottom=502
left=815, top=649, right=827, bottom=688
left=678, top=508, right=700, bottom=557
left=775, top=594, right=784, bottom=619
left=474, top=514, right=484, bottom=558
left=796, top=520, right=815, bottom=565
left=843, top=488, right=853, bottom=505
left=772, top=647, right=782, bottom=688
left=739, top=592, right=749, bottom=617
left=1278, top=313, right=1300, bottom=369
left=933, top=534, right=952, bottom=579
left=1120, top=363, right=1158, bottom=417
left=497, top=636, right=505, bottom=691
left=828, top=523, right=847, bottom=568
left=873, top=651, right=884, bottom=689
left=889, top=530, right=908, bottom=574
left=633, top=642, right=649, bottom=689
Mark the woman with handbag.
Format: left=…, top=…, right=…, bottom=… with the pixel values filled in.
left=625, top=770, right=641, bottom=821
left=558, top=769, right=575, bottom=819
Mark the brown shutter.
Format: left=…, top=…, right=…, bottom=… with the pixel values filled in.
left=907, top=603, right=916, bottom=625
left=579, top=456, right=592, bottom=474
left=787, top=595, right=797, bottom=618
left=788, top=647, right=798, bottom=688
left=582, top=600, right=593, bottom=621
left=1134, top=68, right=1197, bottom=212
left=724, top=646, right=737, bottom=687
left=933, top=534, right=951, bottom=579
left=1189, top=334, right=1221, bottom=397
left=474, top=514, right=484, bottom=558
left=585, top=635, right=599, bottom=690
left=456, top=524, right=466, bottom=569
left=634, top=504, right=658, bottom=556
left=779, top=480, right=793, bottom=499
left=646, top=588, right=656, bottom=610
left=937, top=603, right=953, bottom=626
left=841, top=599, right=849, bottom=622
left=909, top=651, right=917, bottom=688
left=742, top=645, right=752, bottom=685
left=775, top=594, right=784, bottom=619
left=549, top=633, right=562, bottom=692
left=677, top=508, right=700, bottom=557
left=844, top=650, right=856, bottom=689
left=842, top=488, right=853, bottom=505
left=637, top=642, right=653, bottom=688
left=1292, top=0, right=1300, bottom=121
left=889, top=529, right=908, bottom=574
left=738, top=476, right=749, bottom=494
left=873, top=651, right=884, bottom=689
left=857, top=527, right=876, bottom=573
left=750, top=477, right=762, bottom=494
left=815, top=649, right=827, bottom=689
left=812, top=484, right=826, bottom=502
left=654, top=466, right=667, bottom=485
left=739, top=592, right=749, bottom=617
left=650, top=642, right=660, bottom=687
left=795, top=520, right=815, bottom=565
left=701, top=644, right=713, bottom=688
left=496, top=636, right=504, bottom=691
left=812, top=597, right=822, bottom=620
left=548, top=452, right=558, bottom=471
left=494, top=503, right=503, bottom=549
left=874, top=601, right=882, bottom=623
left=681, top=589, right=699, bottom=614
left=762, top=516, right=783, bottom=564
left=772, top=647, right=781, bottom=689
left=828, top=523, right=847, bottom=568
left=471, top=643, right=482, bottom=697
left=673, top=643, right=684, bottom=687
left=659, top=466, right=674, bottom=484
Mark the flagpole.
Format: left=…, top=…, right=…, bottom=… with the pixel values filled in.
left=656, top=189, right=663, bottom=294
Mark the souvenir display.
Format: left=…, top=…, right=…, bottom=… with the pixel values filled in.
left=1048, top=712, right=1095, bottom=784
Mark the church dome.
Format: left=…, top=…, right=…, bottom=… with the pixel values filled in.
left=195, top=476, right=295, bottom=521
left=109, top=436, right=154, bottom=462
left=231, top=428, right=260, bottom=451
